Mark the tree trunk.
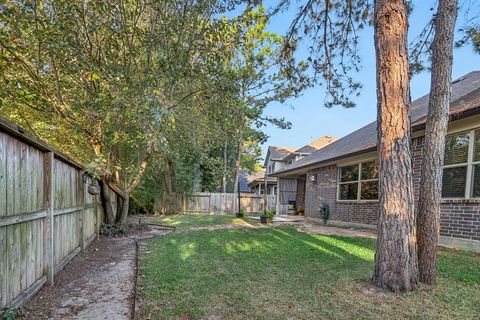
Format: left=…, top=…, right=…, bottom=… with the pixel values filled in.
left=117, top=196, right=124, bottom=221
left=221, top=139, right=228, bottom=193
left=372, top=0, right=418, bottom=292
left=417, top=0, right=457, bottom=285
left=117, top=193, right=130, bottom=225
left=100, top=180, right=115, bottom=225
left=233, top=139, right=243, bottom=194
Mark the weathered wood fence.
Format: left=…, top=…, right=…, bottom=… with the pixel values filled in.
left=0, top=117, right=120, bottom=309
left=155, top=192, right=276, bottom=215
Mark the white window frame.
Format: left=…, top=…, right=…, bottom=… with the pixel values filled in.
left=442, top=128, right=480, bottom=199
left=337, top=161, right=378, bottom=202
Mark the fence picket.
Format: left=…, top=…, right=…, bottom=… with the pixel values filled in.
left=0, top=117, right=119, bottom=309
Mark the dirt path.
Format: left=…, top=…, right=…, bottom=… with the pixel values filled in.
left=20, top=224, right=173, bottom=320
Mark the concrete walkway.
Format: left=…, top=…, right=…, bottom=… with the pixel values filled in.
left=248, top=215, right=305, bottom=223
left=20, top=224, right=173, bottom=320
left=297, top=223, right=377, bottom=239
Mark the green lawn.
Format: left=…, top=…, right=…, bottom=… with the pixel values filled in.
left=137, top=222, right=480, bottom=320
left=143, top=214, right=244, bottom=229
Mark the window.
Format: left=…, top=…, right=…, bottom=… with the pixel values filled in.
left=338, top=160, right=378, bottom=201
left=442, top=129, right=480, bottom=198
left=268, top=163, right=274, bottom=174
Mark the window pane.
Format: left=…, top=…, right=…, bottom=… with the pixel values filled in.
left=340, top=165, right=359, bottom=182
left=474, top=130, right=480, bottom=162
left=442, top=166, right=467, bottom=198
left=361, top=181, right=378, bottom=200
left=361, top=161, right=378, bottom=180
left=339, top=183, right=358, bottom=200
left=444, top=132, right=469, bottom=165
left=472, top=165, right=480, bottom=198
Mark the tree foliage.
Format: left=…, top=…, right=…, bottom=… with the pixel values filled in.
left=273, top=0, right=372, bottom=108
left=0, top=1, right=304, bottom=219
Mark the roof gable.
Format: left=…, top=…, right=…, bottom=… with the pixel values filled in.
left=263, top=145, right=296, bottom=166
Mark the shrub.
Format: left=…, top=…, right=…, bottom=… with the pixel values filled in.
left=320, top=203, right=330, bottom=224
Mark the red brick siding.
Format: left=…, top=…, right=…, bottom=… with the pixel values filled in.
left=440, top=201, right=480, bottom=241
left=304, top=135, right=480, bottom=242
left=305, top=165, right=378, bottom=224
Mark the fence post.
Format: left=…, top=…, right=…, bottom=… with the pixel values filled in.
left=78, top=171, right=86, bottom=251
left=43, top=152, right=54, bottom=286
left=182, top=193, right=186, bottom=214
left=95, top=193, right=100, bottom=239
left=237, top=181, right=241, bottom=216
left=208, top=193, right=212, bottom=215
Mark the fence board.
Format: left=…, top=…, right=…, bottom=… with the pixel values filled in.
left=0, top=133, right=6, bottom=216
left=159, top=192, right=276, bottom=215
left=0, top=118, right=117, bottom=309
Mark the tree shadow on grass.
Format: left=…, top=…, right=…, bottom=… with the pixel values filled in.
left=142, top=227, right=382, bottom=320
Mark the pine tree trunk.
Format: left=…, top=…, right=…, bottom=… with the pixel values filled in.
left=417, top=0, right=457, bottom=285
left=372, top=0, right=418, bottom=292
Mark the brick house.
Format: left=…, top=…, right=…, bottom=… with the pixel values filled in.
left=253, top=137, right=336, bottom=213
left=272, top=71, right=480, bottom=252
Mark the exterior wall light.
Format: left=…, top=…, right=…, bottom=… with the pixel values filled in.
left=309, top=174, right=317, bottom=183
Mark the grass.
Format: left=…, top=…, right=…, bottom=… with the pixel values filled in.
left=137, top=217, right=480, bottom=320
left=143, top=214, right=244, bottom=229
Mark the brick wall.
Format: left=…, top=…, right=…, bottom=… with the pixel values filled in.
left=440, top=200, right=480, bottom=241
left=305, top=165, right=379, bottom=224
left=304, top=136, right=480, bottom=242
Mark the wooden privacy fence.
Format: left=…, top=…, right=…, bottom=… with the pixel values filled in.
left=0, top=117, right=120, bottom=309
left=185, top=192, right=276, bottom=214
left=155, top=192, right=276, bottom=215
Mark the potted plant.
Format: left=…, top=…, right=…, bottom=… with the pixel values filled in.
left=236, top=209, right=245, bottom=218
left=320, top=203, right=330, bottom=224
left=260, top=210, right=274, bottom=223
left=297, top=207, right=305, bottom=216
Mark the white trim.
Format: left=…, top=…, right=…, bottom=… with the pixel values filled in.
left=465, top=129, right=475, bottom=197
left=442, top=128, right=480, bottom=199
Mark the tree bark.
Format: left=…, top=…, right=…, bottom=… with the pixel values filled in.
left=221, top=139, right=228, bottom=193
left=117, top=193, right=130, bottom=225
left=372, top=0, right=418, bottom=292
left=417, top=0, right=457, bottom=285
left=233, top=139, right=243, bottom=194
left=100, top=180, right=115, bottom=225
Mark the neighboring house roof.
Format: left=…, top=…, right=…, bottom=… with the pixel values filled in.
left=247, top=170, right=277, bottom=187
left=238, top=169, right=252, bottom=192
left=263, top=145, right=297, bottom=166
left=281, top=135, right=337, bottom=162
left=273, top=70, right=480, bottom=177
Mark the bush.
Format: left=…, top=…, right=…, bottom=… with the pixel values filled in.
left=320, top=203, right=330, bottom=224
left=261, top=210, right=274, bottom=218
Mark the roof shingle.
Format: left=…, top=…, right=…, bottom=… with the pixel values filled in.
left=273, top=71, right=480, bottom=176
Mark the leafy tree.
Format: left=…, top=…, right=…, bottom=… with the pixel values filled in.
left=0, top=0, right=246, bottom=224
left=220, top=7, right=308, bottom=192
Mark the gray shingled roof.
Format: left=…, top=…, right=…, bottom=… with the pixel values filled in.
left=263, top=145, right=296, bottom=166
left=273, top=71, right=480, bottom=176
left=268, top=146, right=297, bottom=160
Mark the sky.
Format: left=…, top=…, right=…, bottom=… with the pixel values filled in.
left=259, top=1, right=480, bottom=156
